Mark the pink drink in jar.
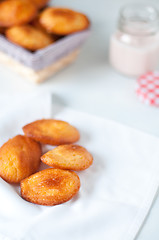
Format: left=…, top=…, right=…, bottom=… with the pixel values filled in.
left=110, top=4, right=159, bottom=77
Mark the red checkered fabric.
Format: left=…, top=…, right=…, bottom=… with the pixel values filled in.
left=136, top=72, right=159, bottom=107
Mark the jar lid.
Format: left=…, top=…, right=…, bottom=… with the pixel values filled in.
left=136, top=72, right=159, bottom=107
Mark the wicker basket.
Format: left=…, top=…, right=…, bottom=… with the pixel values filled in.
left=0, top=29, right=90, bottom=83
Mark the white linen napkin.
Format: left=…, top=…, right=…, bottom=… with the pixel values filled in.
left=0, top=93, right=159, bottom=240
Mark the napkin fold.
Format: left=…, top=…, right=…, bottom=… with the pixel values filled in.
left=0, top=93, right=159, bottom=240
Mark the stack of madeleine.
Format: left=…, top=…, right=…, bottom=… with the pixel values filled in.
left=0, top=0, right=90, bottom=51
left=0, top=119, right=93, bottom=206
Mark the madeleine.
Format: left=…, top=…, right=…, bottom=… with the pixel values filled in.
left=0, top=135, right=41, bottom=183
left=41, top=144, right=93, bottom=171
left=0, top=0, right=37, bottom=27
left=23, top=119, right=80, bottom=145
left=40, top=7, right=90, bottom=35
left=21, top=168, right=80, bottom=206
left=6, top=25, right=54, bottom=50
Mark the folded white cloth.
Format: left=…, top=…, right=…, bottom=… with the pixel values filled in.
left=0, top=93, right=159, bottom=240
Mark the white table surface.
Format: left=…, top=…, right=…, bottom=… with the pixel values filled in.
left=1, top=0, right=159, bottom=239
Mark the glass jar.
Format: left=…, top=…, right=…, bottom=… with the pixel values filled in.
left=109, top=4, right=159, bottom=76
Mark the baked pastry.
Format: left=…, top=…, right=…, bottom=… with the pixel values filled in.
left=0, top=0, right=37, bottom=27
left=6, top=25, right=54, bottom=50
left=22, top=119, right=80, bottom=145
left=41, top=144, right=93, bottom=171
left=0, top=135, right=41, bottom=183
left=21, top=168, right=80, bottom=206
left=39, top=7, right=90, bottom=35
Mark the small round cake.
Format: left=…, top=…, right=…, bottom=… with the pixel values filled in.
left=40, top=7, right=90, bottom=35
left=21, top=168, right=80, bottom=206
left=0, top=0, right=37, bottom=27
left=6, top=25, right=54, bottom=50
left=0, top=135, right=41, bottom=183
left=22, top=119, right=80, bottom=145
left=41, top=144, right=93, bottom=171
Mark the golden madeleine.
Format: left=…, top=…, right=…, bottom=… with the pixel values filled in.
left=23, top=119, right=80, bottom=145
left=39, top=7, right=90, bottom=35
left=41, top=144, right=93, bottom=171
left=6, top=25, right=54, bottom=50
left=0, top=135, right=41, bottom=183
left=0, top=0, right=37, bottom=27
left=21, top=168, right=80, bottom=206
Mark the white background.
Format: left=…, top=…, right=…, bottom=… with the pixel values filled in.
left=0, top=0, right=159, bottom=239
